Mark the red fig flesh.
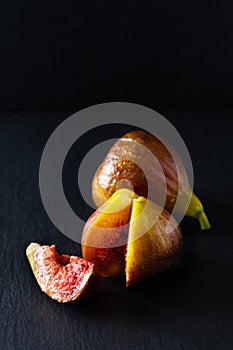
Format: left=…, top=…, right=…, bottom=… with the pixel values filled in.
left=26, top=243, right=102, bottom=302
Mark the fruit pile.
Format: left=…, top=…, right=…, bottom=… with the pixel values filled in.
left=26, top=131, right=211, bottom=302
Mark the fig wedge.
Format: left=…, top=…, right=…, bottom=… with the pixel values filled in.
left=126, top=196, right=182, bottom=286
left=82, top=189, right=137, bottom=277
left=82, top=189, right=182, bottom=285
left=92, top=130, right=211, bottom=230
left=26, top=243, right=102, bottom=302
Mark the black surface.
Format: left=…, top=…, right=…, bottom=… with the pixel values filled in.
left=1, top=111, right=233, bottom=350
left=1, top=1, right=233, bottom=111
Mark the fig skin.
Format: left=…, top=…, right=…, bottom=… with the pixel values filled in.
left=126, top=196, right=182, bottom=286
left=92, top=130, right=211, bottom=230
left=26, top=243, right=103, bottom=303
left=82, top=189, right=138, bottom=277
left=82, top=189, right=183, bottom=285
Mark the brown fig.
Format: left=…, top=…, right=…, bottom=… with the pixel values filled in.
left=92, top=130, right=211, bottom=230
left=82, top=189, right=182, bottom=285
left=26, top=243, right=103, bottom=302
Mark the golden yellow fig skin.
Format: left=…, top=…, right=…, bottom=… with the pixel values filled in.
left=92, top=130, right=211, bottom=230
left=126, top=197, right=182, bottom=286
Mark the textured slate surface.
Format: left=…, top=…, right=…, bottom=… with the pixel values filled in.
left=0, top=111, right=233, bottom=350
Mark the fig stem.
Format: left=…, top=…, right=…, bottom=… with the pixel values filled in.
left=187, top=192, right=211, bottom=230
left=194, top=210, right=211, bottom=230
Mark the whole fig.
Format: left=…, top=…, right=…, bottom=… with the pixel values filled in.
left=92, top=130, right=210, bottom=230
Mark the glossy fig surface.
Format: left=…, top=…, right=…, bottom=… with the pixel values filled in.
left=92, top=130, right=211, bottom=230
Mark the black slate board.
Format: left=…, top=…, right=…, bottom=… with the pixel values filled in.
left=0, top=111, right=233, bottom=350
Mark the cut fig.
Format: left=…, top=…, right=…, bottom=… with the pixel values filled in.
left=82, top=189, right=183, bottom=285
left=26, top=243, right=102, bottom=302
left=92, top=130, right=211, bottom=230
left=126, top=196, right=182, bottom=286
left=82, top=189, right=138, bottom=277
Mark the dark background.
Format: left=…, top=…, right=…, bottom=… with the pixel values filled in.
left=0, top=1, right=233, bottom=350
left=1, top=0, right=233, bottom=111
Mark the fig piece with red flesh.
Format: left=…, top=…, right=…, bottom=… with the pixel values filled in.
left=92, top=130, right=211, bottom=230
left=26, top=243, right=102, bottom=302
